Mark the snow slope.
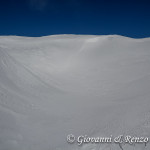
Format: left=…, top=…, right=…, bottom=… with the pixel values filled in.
left=0, top=35, right=150, bottom=150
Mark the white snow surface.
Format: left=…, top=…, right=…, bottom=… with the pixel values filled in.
left=0, top=34, right=150, bottom=150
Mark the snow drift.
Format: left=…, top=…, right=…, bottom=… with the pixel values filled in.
left=0, top=35, right=150, bottom=150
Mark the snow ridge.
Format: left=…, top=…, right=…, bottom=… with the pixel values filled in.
left=0, top=35, right=150, bottom=150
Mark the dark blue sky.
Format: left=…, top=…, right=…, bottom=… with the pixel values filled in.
left=0, top=0, right=150, bottom=38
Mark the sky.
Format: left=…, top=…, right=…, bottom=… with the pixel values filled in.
left=0, top=0, right=150, bottom=38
